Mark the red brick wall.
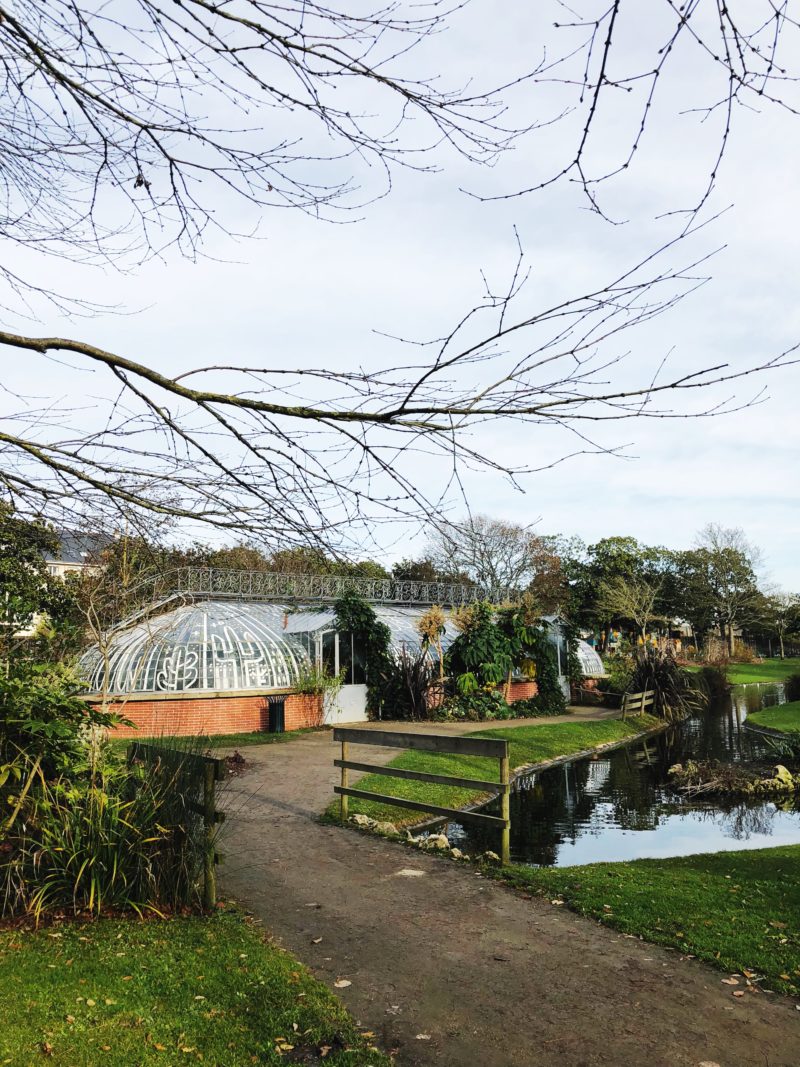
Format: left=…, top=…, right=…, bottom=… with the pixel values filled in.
left=95, top=692, right=323, bottom=738
left=507, top=680, right=539, bottom=703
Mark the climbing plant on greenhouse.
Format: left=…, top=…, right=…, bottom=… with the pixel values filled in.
left=332, top=592, right=393, bottom=716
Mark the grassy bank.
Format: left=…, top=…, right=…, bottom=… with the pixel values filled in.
left=748, top=700, right=800, bottom=734
left=0, top=911, right=388, bottom=1066
left=685, top=659, right=796, bottom=685
left=111, top=726, right=323, bottom=753
left=327, top=715, right=660, bottom=826
left=496, top=846, right=800, bottom=995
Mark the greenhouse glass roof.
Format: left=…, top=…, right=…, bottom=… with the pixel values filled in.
left=80, top=600, right=309, bottom=695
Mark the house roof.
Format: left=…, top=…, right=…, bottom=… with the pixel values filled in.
left=45, top=530, right=110, bottom=565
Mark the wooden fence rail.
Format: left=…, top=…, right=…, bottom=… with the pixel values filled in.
left=620, top=689, right=656, bottom=720
left=333, top=727, right=511, bottom=864
left=127, top=741, right=226, bottom=910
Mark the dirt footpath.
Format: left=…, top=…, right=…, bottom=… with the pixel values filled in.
left=220, top=727, right=800, bottom=1067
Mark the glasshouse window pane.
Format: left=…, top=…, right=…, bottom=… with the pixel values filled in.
left=352, top=636, right=367, bottom=685
left=321, top=630, right=337, bottom=677
left=338, top=631, right=354, bottom=685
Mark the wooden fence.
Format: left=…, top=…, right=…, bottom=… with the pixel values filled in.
left=127, top=741, right=226, bottom=910
left=333, top=727, right=511, bottom=864
left=620, top=689, right=656, bottom=720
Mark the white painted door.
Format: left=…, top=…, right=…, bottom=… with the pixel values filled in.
left=324, top=683, right=368, bottom=724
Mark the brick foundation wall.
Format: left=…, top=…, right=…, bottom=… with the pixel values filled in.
left=507, top=680, right=539, bottom=703
left=94, top=691, right=323, bottom=738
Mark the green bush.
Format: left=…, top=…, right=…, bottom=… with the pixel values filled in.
left=597, top=654, right=634, bottom=703
left=1, top=743, right=214, bottom=920
left=696, top=664, right=731, bottom=702
left=382, top=647, right=438, bottom=720
left=510, top=692, right=567, bottom=718
left=436, top=689, right=512, bottom=722
left=628, top=646, right=703, bottom=722
left=784, top=673, right=800, bottom=702
left=0, top=662, right=118, bottom=776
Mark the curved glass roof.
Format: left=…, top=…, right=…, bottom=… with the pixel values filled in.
left=576, top=640, right=605, bottom=678
left=81, top=600, right=309, bottom=695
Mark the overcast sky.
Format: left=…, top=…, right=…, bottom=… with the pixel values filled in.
left=5, top=2, right=799, bottom=586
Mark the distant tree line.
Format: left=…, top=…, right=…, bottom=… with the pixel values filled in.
left=2, top=506, right=798, bottom=663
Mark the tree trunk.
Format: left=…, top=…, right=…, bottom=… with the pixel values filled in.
left=728, top=624, right=736, bottom=658
left=779, top=634, right=785, bottom=659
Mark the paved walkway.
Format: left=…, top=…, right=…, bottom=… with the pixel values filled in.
left=220, top=721, right=800, bottom=1067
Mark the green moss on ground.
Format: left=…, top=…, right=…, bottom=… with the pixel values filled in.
left=496, top=846, right=800, bottom=995
left=747, top=700, right=800, bottom=734
left=326, top=715, right=660, bottom=826
left=0, top=911, right=389, bottom=1066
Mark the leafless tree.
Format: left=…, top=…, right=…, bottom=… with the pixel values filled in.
left=1, top=2, right=798, bottom=551
left=596, top=574, right=663, bottom=640
left=480, top=2, right=800, bottom=227
left=693, top=522, right=764, bottom=655
left=427, top=513, right=568, bottom=606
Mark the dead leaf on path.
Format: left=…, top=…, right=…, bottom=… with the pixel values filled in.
left=732, top=991, right=745, bottom=998
left=415, top=1034, right=431, bottom=1041
left=550, top=899, right=564, bottom=906
left=742, top=969, right=756, bottom=979
left=721, top=977, right=739, bottom=985
left=698, top=1061, right=722, bottom=1066
left=334, top=979, right=351, bottom=988
left=312, top=937, right=322, bottom=944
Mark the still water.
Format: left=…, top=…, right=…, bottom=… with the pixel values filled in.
left=449, top=683, right=800, bottom=867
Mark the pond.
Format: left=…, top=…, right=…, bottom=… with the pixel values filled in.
left=448, top=682, right=800, bottom=867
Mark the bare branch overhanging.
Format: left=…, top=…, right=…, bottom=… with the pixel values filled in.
left=1, top=2, right=799, bottom=550
left=0, top=231, right=797, bottom=549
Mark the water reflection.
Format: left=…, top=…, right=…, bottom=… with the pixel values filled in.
left=449, top=683, right=800, bottom=867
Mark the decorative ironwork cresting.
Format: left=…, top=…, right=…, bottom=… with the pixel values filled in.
left=162, top=568, right=487, bottom=606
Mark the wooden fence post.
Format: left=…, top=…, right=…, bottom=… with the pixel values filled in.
left=203, top=761, right=217, bottom=911
left=340, top=738, right=349, bottom=823
left=499, top=746, right=510, bottom=866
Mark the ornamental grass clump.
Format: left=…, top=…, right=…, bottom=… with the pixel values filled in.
left=1, top=741, right=214, bottom=922
left=628, top=645, right=704, bottom=722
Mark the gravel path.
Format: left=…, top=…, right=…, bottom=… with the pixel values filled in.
left=220, top=722, right=800, bottom=1067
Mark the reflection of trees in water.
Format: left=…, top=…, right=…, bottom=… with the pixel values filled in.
left=454, top=692, right=800, bottom=864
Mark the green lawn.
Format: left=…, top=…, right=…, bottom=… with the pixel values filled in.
left=327, top=715, right=660, bottom=826
left=111, top=726, right=323, bottom=753
left=496, top=846, right=800, bottom=995
left=726, top=660, right=797, bottom=685
left=748, top=700, right=800, bottom=734
left=0, top=911, right=388, bottom=1066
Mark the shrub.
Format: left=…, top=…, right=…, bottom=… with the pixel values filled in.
left=510, top=693, right=566, bottom=718
left=436, top=689, right=511, bottom=722
left=1, top=742, right=215, bottom=920
left=596, top=655, right=634, bottom=705
left=383, top=647, right=438, bottom=721
left=784, top=673, right=800, bottom=702
left=696, top=665, right=731, bottom=703
left=0, top=662, right=118, bottom=777
left=628, top=645, right=703, bottom=722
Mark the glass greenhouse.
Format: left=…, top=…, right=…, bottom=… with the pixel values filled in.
left=80, top=599, right=591, bottom=700
left=80, top=600, right=310, bottom=695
